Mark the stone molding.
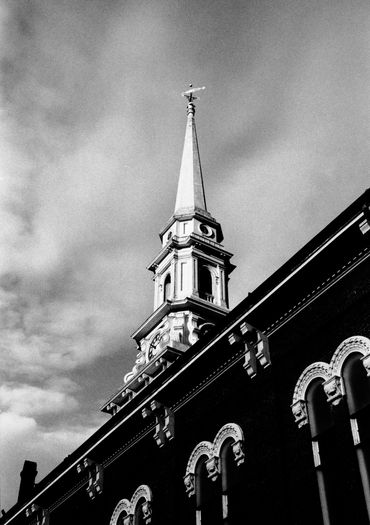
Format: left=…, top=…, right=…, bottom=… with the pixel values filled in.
left=292, top=336, right=370, bottom=427
left=76, top=457, right=103, bottom=500
left=184, top=423, right=245, bottom=496
left=110, top=485, right=153, bottom=525
left=25, top=505, right=49, bottom=525
left=228, top=322, right=270, bottom=378
left=329, top=336, right=370, bottom=377
left=109, top=499, right=131, bottom=525
left=142, top=400, right=175, bottom=447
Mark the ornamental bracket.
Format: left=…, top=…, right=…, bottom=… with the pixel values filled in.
left=25, top=505, right=49, bottom=525
left=228, top=321, right=270, bottom=377
left=76, top=457, right=103, bottom=500
left=142, top=399, right=175, bottom=447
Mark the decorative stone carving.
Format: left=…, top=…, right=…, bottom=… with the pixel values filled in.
left=227, top=332, right=240, bottom=345
left=184, top=473, right=195, bottom=497
left=131, top=485, right=153, bottom=524
left=291, top=362, right=330, bottom=428
left=232, top=440, right=245, bottom=466
left=323, top=375, right=344, bottom=406
left=184, top=424, right=245, bottom=496
left=142, top=500, right=152, bottom=523
left=228, top=321, right=270, bottom=377
left=110, top=486, right=153, bottom=525
left=142, top=400, right=174, bottom=447
left=124, top=349, right=147, bottom=384
left=110, top=499, right=131, bottom=525
left=292, top=337, right=370, bottom=430
left=329, top=336, right=370, bottom=377
left=206, top=456, right=220, bottom=481
left=291, top=399, right=308, bottom=428
left=243, top=341, right=258, bottom=378
left=362, top=354, right=370, bottom=377
left=292, top=362, right=330, bottom=406
left=76, top=457, right=103, bottom=500
left=25, top=505, right=49, bottom=525
left=255, top=331, right=271, bottom=369
left=213, top=423, right=245, bottom=461
left=359, top=204, right=370, bottom=234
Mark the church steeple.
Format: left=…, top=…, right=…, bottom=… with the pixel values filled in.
left=124, top=87, right=235, bottom=383
left=174, top=87, right=208, bottom=217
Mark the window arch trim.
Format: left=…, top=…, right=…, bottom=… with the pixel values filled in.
left=184, top=423, right=245, bottom=496
left=110, top=499, right=131, bottom=525
left=131, top=484, right=153, bottom=514
left=329, top=336, right=370, bottom=377
left=292, top=361, right=331, bottom=403
left=110, top=485, right=153, bottom=525
left=213, top=423, right=244, bottom=463
left=291, top=362, right=330, bottom=428
left=185, top=440, right=214, bottom=476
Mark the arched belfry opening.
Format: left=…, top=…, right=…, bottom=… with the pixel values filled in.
left=164, top=273, right=172, bottom=301
left=199, top=266, right=213, bottom=302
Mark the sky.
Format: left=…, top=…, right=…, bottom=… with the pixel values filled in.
left=1, top=0, right=370, bottom=510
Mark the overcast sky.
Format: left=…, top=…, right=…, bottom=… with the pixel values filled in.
left=1, top=0, right=370, bottom=510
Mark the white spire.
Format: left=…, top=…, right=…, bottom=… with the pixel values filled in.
left=174, top=86, right=208, bottom=216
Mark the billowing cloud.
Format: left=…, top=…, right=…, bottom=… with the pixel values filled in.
left=1, top=0, right=370, bottom=512
left=0, top=384, right=78, bottom=416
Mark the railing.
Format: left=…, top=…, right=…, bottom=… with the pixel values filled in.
left=200, top=292, right=214, bottom=303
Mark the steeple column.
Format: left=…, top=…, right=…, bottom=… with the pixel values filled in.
left=192, top=257, right=199, bottom=297
left=171, top=258, right=177, bottom=300
left=220, top=267, right=227, bottom=308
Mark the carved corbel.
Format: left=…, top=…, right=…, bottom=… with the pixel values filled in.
left=229, top=322, right=270, bottom=377
left=142, top=500, right=152, bottom=524
left=142, top=400, right=174, bottom=447
left=76, top=457, right=103, bottom=500
left=25, top=505, right=49, bottom=525
left=206, top=456, right=220, bottom=481
left=232, top=440, right=245, bottom=465
left=228, top=332, right=241, bottom=346
left=243, top=340, right=258, bottom=378
left=362, top=354, right=370, bottom=377
left=359, top=204, right=370, bottom=234
left=291, top=399, right=308, bottom=428
left=323, top=375, right=344, bottom=406
left=184, top=473, right=195, bottom=497
left=255, top=331, right=271, bottom=369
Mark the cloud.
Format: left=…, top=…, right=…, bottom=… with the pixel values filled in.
left=0, top=411, right=98, bottom=511
left=0, top=384, right=78, bottom=416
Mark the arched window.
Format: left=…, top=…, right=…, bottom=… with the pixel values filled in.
left=342, top=353, right=370, bottom=416
left=220, top=440, right=241, bottom=524
left=195, top=457, right=222, bottom=525
left=306, top=378, right=334, bottom=439
left=110, top=486, right=152, bottom=525
left=292, top=337, right=370, bottom=524
left=199, top=266, right=213, bottom=302
left=164, top=273, right=171, bottom=301
left=184, top=424, right=244, bottom=525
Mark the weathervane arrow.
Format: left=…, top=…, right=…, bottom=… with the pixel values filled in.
left=181, top=84, right=206, bottom=102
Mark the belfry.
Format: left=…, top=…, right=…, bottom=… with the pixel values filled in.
left=102, top=87, right=235, bottom=412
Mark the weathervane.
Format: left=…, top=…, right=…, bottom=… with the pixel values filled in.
left=182, top=84, right=206, bottom=103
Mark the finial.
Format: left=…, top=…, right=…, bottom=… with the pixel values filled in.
left=182, top=84, right=206, bottom=115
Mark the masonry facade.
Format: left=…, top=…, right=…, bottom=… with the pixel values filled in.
left=2, top=89, right=370, bottom=525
